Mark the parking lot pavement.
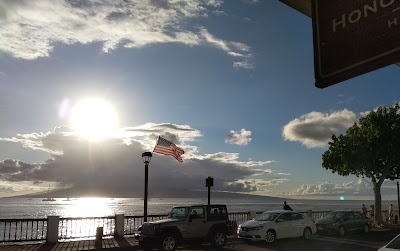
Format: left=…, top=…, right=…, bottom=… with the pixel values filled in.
left=178, top=239, right=382, bottom=251
left=178, top=230, right=397, bottom=251
left=5, top=228, right=393, bottom=251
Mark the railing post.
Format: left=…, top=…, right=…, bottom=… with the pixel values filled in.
left=95, top=227, right=103, bottom=248
left=46, top=216, right=59, bottom=243
left=115, top=214, right=125, bottom=237
left=307, top=210, right=312, bottom=219
left=248, top=211, right=256, bottom=221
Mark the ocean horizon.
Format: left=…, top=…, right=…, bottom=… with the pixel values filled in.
left=0, top=197, right=396, bottom=219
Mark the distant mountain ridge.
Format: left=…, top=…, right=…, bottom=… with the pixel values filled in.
left=10, top=187, right=285, bottom=200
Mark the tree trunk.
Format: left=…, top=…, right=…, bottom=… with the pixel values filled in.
left=373, top=182, right=383, bottom=225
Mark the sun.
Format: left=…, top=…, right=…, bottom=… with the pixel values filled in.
left=70, top=98, right=118, bottom=140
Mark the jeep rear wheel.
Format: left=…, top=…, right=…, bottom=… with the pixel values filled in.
left=159, top=233, right=178, bottom=251
left=211, top=230, right=227, bottom=248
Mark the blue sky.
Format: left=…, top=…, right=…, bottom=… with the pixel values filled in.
left=1, top=0, right=400, bottom=200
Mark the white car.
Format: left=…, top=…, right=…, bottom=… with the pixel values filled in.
left=237, top=210, right=317, bottom=243
left=378, top=234, right=400, bottom=250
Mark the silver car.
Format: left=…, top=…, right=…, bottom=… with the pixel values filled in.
left=237, top=210, right=317, bottom=243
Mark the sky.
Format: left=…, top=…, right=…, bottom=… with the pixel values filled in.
left=1, top=0, right=400, bottom=200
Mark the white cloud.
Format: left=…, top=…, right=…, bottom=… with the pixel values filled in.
left=199, top=152, right=273, bottom=167
left=242, top=17, right=252, bottom=22
left=360, top=111, right=371, bottom=117
left=242, top=0, right=260, bottom=4
left=282, top=179, right=372, bottom=196
left=221, top=169, right=292, bottom=196
left=359, top=103, right=400, bottom=118
left=0, top=122, right=274, bottom=196
left=250, top=168, right=273, bottom=176
left=225, top=128, right=252, bottom=146
left=0, top=181, right=43, bottom=197
left=0, top=71, right=7, bottom=81
left=233, top=60, right=254, bottom=70
left=1, top=132, right=62, bottom=155
left=212, top=10, right=227, bottom=16
left=231, top=177, right=290, bottom=194
left=198, top=28, right=254, bottom=69
left=0, top=0, right=253, bottom=69
left=282, top=109, right=357, bottom=148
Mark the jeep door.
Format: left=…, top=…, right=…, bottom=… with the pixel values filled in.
left=187, top=206, right=209, bottom=239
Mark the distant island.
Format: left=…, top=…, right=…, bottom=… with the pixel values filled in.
left=10, top=186, right=285, bottom=201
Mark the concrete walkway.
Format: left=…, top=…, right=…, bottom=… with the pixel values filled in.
left=0, top=237, right=139, bottom=251
left=0, top=236, right=242, bottom=251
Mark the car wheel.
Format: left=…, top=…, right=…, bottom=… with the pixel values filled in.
left=338, top=226, right=346, bottom=237
left=363, top=224, right=369, bottom=233
left=211, top=230, right=227, bottom=248
left=303, top=227, right=312, bottom=240
left=158, top=233, right=178, bottom=251
left=265, top=230, right=276, bottom=243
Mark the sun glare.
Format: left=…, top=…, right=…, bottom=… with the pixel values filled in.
left=70, top=98, right=118, bottom=140
left=63, top=197, right=113, bottom=217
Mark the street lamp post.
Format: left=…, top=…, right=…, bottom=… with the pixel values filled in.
left=142, top=152, right=152, bottom=222
left=397, top=180, right=400, bottom=221
left=205, top=176, right=214, bottom=205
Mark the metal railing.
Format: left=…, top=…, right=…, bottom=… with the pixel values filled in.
left=59, top=216, right=115, bottom=240
left=125, top=214, right=168, bottom=235
left=0, top=219, right=47, bottom=242
left=229, top=212, right=251, bottom=225
left=0, top=209, right=392, bottom=243
left=302, top=210, right=331, bottom=220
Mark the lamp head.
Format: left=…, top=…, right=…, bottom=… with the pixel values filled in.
left=142, top=151, right=153, bottom=164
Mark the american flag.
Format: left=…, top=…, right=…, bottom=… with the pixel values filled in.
left=153, top=136, right=185, bottom=162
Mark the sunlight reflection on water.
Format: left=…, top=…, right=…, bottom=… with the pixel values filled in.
left=61, top=197, right=114, bottom=217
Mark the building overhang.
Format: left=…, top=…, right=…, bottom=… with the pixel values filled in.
left=279, top=0, right=400, bottom=68
left=279, top=0, right=311, bottom=17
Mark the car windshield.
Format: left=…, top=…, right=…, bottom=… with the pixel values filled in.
left=387, top=235, right=400, bottom=249
left=324, top=212, right=347, bottom=219
left=254, top=212, right=281, bottom=221
left=169, top=207, right=189, bottom=219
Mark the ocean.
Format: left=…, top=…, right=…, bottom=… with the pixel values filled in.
left=0, top=197, right=396, bottom=219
